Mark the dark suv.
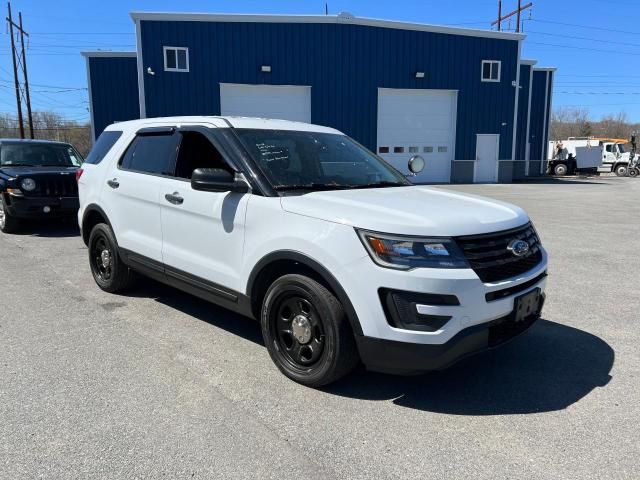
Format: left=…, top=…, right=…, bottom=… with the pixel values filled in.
left=0, top=139, right=83, bottom=233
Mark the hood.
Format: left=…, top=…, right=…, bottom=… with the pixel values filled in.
left=0, top=165, right=78, bottom=178
left=280, top=186, right=529, bottom=237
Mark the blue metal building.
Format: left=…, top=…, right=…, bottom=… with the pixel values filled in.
left=83, top=52, right=140, bottom=142
left=84, top=12, right=556, bottom=183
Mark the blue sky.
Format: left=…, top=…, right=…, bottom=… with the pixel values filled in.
left=2, top=0, right=640, bottom=123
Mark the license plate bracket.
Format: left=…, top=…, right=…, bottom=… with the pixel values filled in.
left=513, top=288, right=542, bottom=323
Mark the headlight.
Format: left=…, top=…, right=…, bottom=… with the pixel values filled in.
left=357, top=229, right=469, bottom=270
left=20, top=178, right=36, bottom=191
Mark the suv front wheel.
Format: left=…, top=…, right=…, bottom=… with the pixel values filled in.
left=261, top=274, right=359, bottom=387
left=0, top=196, right=20, bottom=233
left=88, top=223, right=133, bottom=293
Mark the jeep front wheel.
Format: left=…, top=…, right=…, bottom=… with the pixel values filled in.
left=0, top=196, right=19, bottom=234
left=261, top=274, right=359, bottom=387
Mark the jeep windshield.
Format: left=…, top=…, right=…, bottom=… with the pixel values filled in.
left=0, top=142, right=83, bottom=167
left=234, top=129, right=410, bottom=191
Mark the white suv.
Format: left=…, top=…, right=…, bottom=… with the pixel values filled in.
left=78, top=116, right=547, bottom=387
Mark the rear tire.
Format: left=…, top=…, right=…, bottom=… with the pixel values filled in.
left=261, top=274, right=359, bottom=387
left=0, top=196, right=19, bottom=234
left=553, top=163, right=568, bottom=176
left=629, top=168, right=639, bottom=178
left=615, top=164, right=628, bottom=177
left=88, top=223, right=133, bottom=293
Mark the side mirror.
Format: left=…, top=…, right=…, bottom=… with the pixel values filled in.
left=407, top=155, right=425, bottom=175
left=191, top=168, right=249, bottom=193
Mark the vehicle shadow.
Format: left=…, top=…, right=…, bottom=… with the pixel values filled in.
left=324, top=319, right=614, bottom=415
left=126, top=278, right=264, bottom=347
left=13, top=218, right=80, bottom=238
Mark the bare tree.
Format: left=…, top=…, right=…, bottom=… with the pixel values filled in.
left=0, top=111, right=91, bottom=156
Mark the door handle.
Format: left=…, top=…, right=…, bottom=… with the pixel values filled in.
left=107, top=178, right=119, bottom=189
left=165, top=192, right=184, bottom=205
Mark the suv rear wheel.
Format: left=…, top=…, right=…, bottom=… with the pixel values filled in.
left=88, top=223, right=133, bottom=293
left=261, top=274, right=359, bottom=387
left=0, top=196, right=19, bottom=233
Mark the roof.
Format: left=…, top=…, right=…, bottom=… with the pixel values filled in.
left=105, top=116, right=344, bottom=134
left=129, top=11, right=525, bottom=41
left=533, top=67, right=557, bottom=72
left=520, top=59, right=538, bottom=66
left=81, top=51, right=136, bottom=58
left=0, top=138, right=73, bottom=145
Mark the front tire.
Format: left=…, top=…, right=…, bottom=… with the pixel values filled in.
left=630, top=168, right=639, bottom=178
left=261, top=274, right=359, bottom=387
left=553, top=163, right=568, bottom=176
left=615, top=164, right=628, bottom=177
left=0, top=196, right=19, bottom=234
left=88, top=223, right=133, bottom=293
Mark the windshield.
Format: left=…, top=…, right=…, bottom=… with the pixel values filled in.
left=235, top=129, right=409, bottom=191
left=0, top=143, right=83, bottom=167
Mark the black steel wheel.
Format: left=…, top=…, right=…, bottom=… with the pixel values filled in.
left=88, top=223, right=133, bottom=292
left=0, top=196, right=20, bottom=234
left=272, top=294, right=326, bottom=369
left=261, top=274, right=359, bottom=387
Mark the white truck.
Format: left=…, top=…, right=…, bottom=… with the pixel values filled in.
left=547, top=137, right=630, bottom=176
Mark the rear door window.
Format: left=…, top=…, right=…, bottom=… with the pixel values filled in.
left=119, top=133, right=180, bottom=176
left=85, top=131, right=122, bottom=165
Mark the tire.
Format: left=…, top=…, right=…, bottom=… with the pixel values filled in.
left=630, top=168, right=639, bottom=178
left=0, top=196, right=20, bottom=234
left=553, top=163, right=568, bottom=176
left=615, top=164, right=628, bottom=177
left=261, top=274, right=359, bottom=387
left=88, top=223, right=133, bottom=293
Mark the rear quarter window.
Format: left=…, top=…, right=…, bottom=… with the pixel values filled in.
left=85, top=130, right=123, bottom=165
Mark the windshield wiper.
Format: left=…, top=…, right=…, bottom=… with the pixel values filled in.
left=351, top=181, right=408, bottom=189
left=274, top=183, right=355, bottom=192
left=1, top=163, right=35, bottom=167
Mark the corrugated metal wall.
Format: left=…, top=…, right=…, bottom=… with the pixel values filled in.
left=543, top=71, right=554, bottom=161
left=87, top=56, right=140, bottom=139
left=515, top=64, right=531, bottom=161
left=139, top=20, right=520, bottom=160
left=529, top=70, right=550, bottom=161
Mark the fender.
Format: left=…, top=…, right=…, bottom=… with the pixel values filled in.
left=247, top=250, right=364, bottom=336
left=81, top=203, right=114, bottom=245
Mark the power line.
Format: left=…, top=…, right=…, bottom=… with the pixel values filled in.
left=528, top=41, right=640, bottom=56
left=531, top=18, right=640, bottom=36
left=526, top=29, right=640, bottom=48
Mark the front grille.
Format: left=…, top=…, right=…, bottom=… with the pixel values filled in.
left=456, top=223, right=543, bottom=283
left=29, top=175, right=78, bottom=197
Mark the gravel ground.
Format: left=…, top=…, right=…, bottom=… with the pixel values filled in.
left=1, top=176, right=638, bottom=479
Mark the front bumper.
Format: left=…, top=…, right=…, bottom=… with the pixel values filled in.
left=3, top=193, right=79, bottom=219
left=357, top=293, right=544, bottom=374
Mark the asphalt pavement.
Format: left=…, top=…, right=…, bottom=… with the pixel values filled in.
left=1, top=176, right=638, bottom=479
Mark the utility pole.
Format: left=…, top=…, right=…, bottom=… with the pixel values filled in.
left=6, top=2, right=23, bottom=138
left=492, top=1, right=533, bottom=32
left=18, top=12, right=33, bottom=138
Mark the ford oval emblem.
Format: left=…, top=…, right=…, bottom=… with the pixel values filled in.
left=507, top=239, right=530, bottom=257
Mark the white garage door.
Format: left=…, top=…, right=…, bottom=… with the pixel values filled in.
left=220, top=83, right=311, bottom=123
left=377, top=88, right=457, bottom=183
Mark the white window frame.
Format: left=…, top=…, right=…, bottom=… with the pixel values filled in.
left=163, top=46, right=189, bottom=72
left=481, top=60, right=501, bottom=82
